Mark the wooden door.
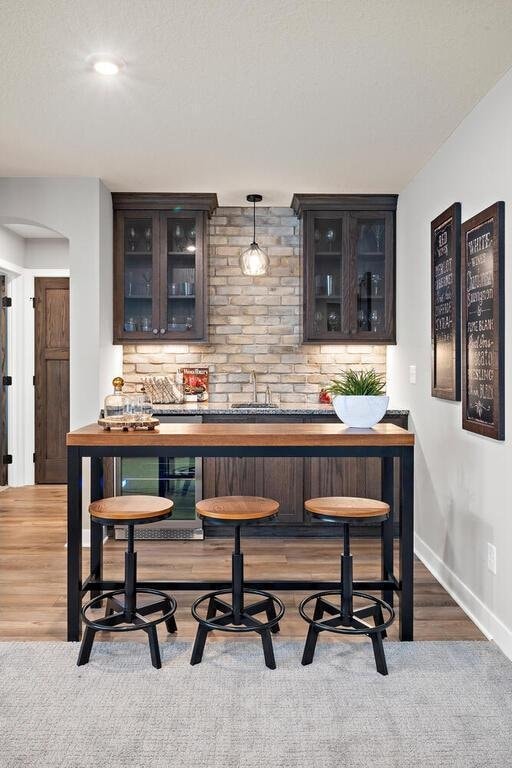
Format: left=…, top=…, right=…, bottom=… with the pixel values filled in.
left=0, top=276, right=7, bottom=485
left=34, top=277, right=70, bottom=483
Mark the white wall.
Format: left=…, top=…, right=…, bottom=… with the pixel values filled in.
left=0, top=178, right=120, bottom=494
left=24, top=238, right=69, bottom=269
left=0, top=178, right=119, bottom=430
left=0, top=225, right=25, bottom=271
left=388, top=67, right=512, bottom=658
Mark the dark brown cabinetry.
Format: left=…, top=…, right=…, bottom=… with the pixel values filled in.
left=202, top=412, right=408, bottom=535
left=291, top=194, right=397, bottom=344
left=202, top=417, right=304, bottom=526
left=113, top=193, right=217, bottom=344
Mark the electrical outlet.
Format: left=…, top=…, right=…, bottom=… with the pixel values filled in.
left=487, top=543, right=497, bottom=574
left=409, top=365, right=417, bottom=384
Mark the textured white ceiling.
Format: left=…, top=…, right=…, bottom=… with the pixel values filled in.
left=2, top=0, right=512, bottom=205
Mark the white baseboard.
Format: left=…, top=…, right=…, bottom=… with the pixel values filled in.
left=415, top=533, right=512, bottom=661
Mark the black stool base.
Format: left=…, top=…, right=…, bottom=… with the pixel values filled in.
left=300, top=590, right=394, bottom=676
left=78, top=588, right=177, bottom=670
left=191, top=588, right=285, bottom=670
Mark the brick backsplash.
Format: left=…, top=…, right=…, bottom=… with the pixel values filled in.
left=122, top=206, right=387, bottom=402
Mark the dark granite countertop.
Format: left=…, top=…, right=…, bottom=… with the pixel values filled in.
left=152, top=402, right=409, bottom=418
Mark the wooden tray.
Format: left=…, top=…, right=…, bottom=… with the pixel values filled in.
left=97, top=417, right=160, bottom=432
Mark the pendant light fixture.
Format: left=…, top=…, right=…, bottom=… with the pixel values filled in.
left=240, top=194, right=269, bottom=276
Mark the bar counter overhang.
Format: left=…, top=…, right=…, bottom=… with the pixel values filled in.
left=66, top=422, right=414, bottom=642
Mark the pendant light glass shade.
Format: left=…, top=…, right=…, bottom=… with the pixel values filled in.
left=240, top=241, right=269, bottom=276
left=240, top=194, right=269, bottom=276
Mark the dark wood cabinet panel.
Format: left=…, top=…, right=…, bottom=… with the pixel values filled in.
left=202, top=416, right=304, bottom=525
left=201, top=413, right=408, bottom=534
left=291, top=194, right=397, bottom=344
left=203, top=457, right=257, bottom=499
left=113, top=193, right=217, bottom=344
left=304, top=414, right=407, bottom=530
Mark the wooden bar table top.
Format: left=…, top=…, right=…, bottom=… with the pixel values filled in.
left=67, top=422, right=414, bottom=448
left=66, top=421, right=415, bottom=643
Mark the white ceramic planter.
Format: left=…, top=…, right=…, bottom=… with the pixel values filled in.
left=332, top=395, right=389, bottom=428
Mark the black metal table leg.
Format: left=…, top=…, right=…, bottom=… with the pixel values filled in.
left=381, top=456, right=394, bottom=608
left=67, top=446, right=82, bottom=642
left=90, top=457, right=104, bottom=601
left=399, top=446, right=414, bottom=641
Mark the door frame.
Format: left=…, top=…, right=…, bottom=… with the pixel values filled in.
left=7, top=268, right=69, bottom=486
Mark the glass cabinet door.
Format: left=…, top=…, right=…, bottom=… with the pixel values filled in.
left=351, top=212, right=394, bottom=340
left=117, top=213, right=159, bottom=339
left=306, top=213, right=346, bottom=338
left=161, top=212, right=204, bottom=339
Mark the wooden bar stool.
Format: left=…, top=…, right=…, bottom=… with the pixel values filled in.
left=300, top=497, right=395, bottom=675
left=77, top=495, right=177, bottom=669
left=190, top=496, right=285, bottom=670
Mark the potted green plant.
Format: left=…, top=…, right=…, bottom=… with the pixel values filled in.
left=325, top=369, right=388, bottom=428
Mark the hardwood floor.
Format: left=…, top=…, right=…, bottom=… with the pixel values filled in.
left=0, top=485, right=485, bottom=643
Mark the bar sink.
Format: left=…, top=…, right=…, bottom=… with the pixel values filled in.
left=230, top=402, right=277, bottom=409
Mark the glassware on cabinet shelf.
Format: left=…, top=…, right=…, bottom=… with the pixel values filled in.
left=186, top=226, right=196, bottom=253
left=128, top=227, right=136, bottom=252
left=142, top=272, right=151, bottom=297
left=104, top=377, right=129, bottom=421
left=369, top=309, right=380, bottom=332
left=186, top=316, right=193, bottom=330
left=174, top=225, right=185, bottom=252
left=314, top=228, right=321, bottom=245
left=325, top=228, right=335, bottom=251
left=140, top=317, right=151, bottom=333
left=327, top=308, right=341, bottom=332
left=357, top=309, right=366, bottom=329
left=124, top=317, right=136, bottom=332
left=144, top=227, right=152, bottom=252
left=371, top=273, right=382, bottom=297
left=126, top=271, right=134, bottom=297
left=373, top=223, right=384, bottom=252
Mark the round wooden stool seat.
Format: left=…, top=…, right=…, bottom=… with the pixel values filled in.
left=305, top=496, right=389, bottom=523
left=89, top=495, right=173, bottom=525
left=196, top=495, right=279, bottom=522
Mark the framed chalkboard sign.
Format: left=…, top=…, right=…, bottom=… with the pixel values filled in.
left=461, top=202, right=505, bottom=440
left=431, top=203, right=461, bottom=400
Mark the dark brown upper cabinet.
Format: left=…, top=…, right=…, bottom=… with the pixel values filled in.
left=113, top=193, right=218, bottom=344
left=291, top=194, right=397, bottom=344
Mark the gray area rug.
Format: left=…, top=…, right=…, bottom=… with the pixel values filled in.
left=1, top=640, right=511, bottom=768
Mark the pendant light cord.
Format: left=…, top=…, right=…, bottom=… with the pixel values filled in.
left=253, top=199, right=256, bottom=244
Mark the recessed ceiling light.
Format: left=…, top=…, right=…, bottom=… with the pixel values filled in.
left=88, top=54, right=124, bottom=76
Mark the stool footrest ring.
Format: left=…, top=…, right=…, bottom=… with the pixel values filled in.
left=299, top=590, right=394, bottom=636
left=81, top=588, right=177, bottom=633
left=192, top=588, right=285, bottom=633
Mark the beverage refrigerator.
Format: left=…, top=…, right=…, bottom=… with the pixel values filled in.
left=114, top=416, right=203, bottom=539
